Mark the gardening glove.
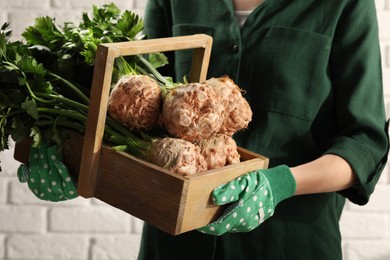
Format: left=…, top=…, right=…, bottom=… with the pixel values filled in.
left=17, top=143, right=78, bottom=202
left=198, top=165, right=296, bottom=235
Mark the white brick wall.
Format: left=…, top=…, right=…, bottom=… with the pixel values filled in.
left=7, top=234, right=89, bottom=259
left=0, top=1, right=389, bottom=259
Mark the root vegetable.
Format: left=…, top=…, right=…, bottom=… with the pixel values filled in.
left=160, top=82, right=224, bottom=142
left=205, top=76, right=252, bottom=136
left=107, top=75, right=162, bottom=130
left=145, top=137, right=207, bottom=176
left=196, top=134, right=240, bottom=170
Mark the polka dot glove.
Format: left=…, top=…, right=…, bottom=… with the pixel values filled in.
left=17, top=143, right=78, bottom=202
left=198, top=165, right=296, bottom=235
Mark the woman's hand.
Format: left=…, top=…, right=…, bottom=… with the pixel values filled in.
left=198, top=165, right=296, bottom=235
left=17, top=143, right=78, bottom=202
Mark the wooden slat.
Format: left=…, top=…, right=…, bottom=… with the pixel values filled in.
left=102, top=34, right=213, bottom=83
left=179, top=150, right=269, bottom=233
left=102, top=34, right=213, bottom=57
left=189, top=47, right=211, bottom=83
left=77, top=45, right=116, bottom=198
left=13, top=139, right=31, bottom=164
left=95, top=148, right=188, bottom=235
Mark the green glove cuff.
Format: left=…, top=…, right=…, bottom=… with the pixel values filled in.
left=262, top=165, right=296, bottom=205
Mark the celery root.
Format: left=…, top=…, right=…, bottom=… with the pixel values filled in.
left=195, top=134, right=240, bottom=170
left=205, top=76, right=252, bottom=136
left=107, top=75, right=162, bottom=130
left=160, top=82, right=224, bottom=142
left=145, top=137, right=207, bottom=176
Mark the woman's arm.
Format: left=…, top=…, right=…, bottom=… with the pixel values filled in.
left=301, top=0, right=388, bottom=204
left=291, top=155, right=357, bottom=195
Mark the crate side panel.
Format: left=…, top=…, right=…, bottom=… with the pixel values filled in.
left=95, top=148, right=188, bottom=235
left=61, top=131, right=84, bottom=180
left=179, top=151, right=269, bottom=233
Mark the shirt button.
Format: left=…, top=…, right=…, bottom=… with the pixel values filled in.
left=232, top=44, right=239, bottom=53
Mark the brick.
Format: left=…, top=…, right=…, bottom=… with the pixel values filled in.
left=90, top=200, right=143, bottom=233
left=384, top=76, right=390, bottom=97
left=387, top=96, right=390, bottom=112
left=0, top=139, right=19, bottom=176
left=91, top=235, right=141, bottom=260
left=90, top=197, right=108, bottom=206
left=340, top=211, right=389, bottom=239
left=378, top=163, right=389, bottom=184
left=0, top=206, right=46, bottom=232
left=132, top=8, right=146, bottom=18
left=134, top=0, right=147, bottom=9
left=0, top=12, right=7, bottom=27
left=0, top=235, right=4, bottom=259
left=343, top=241, right=390, bottom=260
left=378, top=11, right=390, bottom=39
left=8, top=180, right=89, bottom=206
left=386, top=98, right=390, bottom=118
left=0, top=0, right=50, bottom=9
left=0, top=179, right=6, bottom=204
left=51, top=0, right=134, bottom=10
left=6, top=234, right=88, bottom=260
left=131, top=216, right=144, bottom=234
left=376, top=0, right=388, bottom=10
left=381, top=42, right=390, bottom=96
left=8, top=11, right=83, bottom=41
left=8, top=1, right=140, bottom=41
left=348, top=185, right=390, bottom=212
left=384, top=0, right=390, bottom=10
left=382, top=42, right=390, bottom=69
left=8, top=179, right=39, bottom=205
left=49, top=207, right=131, bottom=232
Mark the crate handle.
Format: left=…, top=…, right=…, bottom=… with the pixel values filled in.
left=77, top=34, right=213, bottom=198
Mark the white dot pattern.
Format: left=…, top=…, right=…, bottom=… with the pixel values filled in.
left=22, top=145, right=78, bottom=202
left=198, top=171, right=279, bottom=235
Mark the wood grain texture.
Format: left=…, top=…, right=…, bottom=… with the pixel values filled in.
left=77, top=45, right=116, bottom=197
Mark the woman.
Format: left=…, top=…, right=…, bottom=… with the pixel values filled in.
left=138, top=0, right=389, bottom=259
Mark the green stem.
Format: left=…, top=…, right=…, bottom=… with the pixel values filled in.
left=137, top=55, right=173, bottom=87
left=38, top=114, right=54, bottom=122
left=116, top=56, right=137, bottom=76
left=5, top=109, right=25, bottom=118
left=105, top=131, right=126, bottom=146
left=105, top=116, right=137, bottom=139
left=37, top=119, right=84, bottom=133
left=103, top=125, right=152, bottom=157
left=37, top=106, right=152, bottom=157
left=35, top=92, right=89, bottom=113
left=37, top=107, right=87, bottom=122
left=22, top=73, right=55, bottom=104
left=46, top=71, right=90, bottom=105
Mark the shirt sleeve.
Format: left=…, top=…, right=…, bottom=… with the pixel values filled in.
left=325, top=0, right=389, bottom=205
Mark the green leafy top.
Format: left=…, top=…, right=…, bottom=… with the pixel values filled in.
left=21, top=3, right=146, bottom=83
left=1, top=3, right=167, bottom=165
left=0, top=3, right=185, bottom=174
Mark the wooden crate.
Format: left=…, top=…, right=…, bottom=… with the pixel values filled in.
left=14, top=34, right=269, bottom=235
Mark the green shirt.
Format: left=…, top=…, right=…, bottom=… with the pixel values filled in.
left=138, top=0, right=389, bottom=259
